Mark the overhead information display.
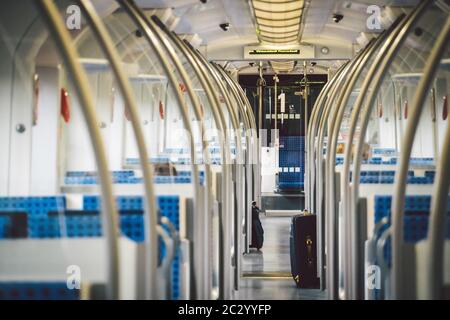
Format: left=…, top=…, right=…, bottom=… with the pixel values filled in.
left=248, top=49, right=300, bottom=55
left=244, top=45, right=315, bottom=60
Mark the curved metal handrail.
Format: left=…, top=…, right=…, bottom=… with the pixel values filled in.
left=141, top=13, right=216, bottom=300
left=119, top=0, right=204, bottom=298
left=150, top=19, right=230, bottom=299
left=202, top=60, right=244, bottom=299
left=185, top=45, right=244, bottom=300
left=339, top=0, right=431, bottom=299
left=307, top=64, right=348, bottom=213
left=306, top=67, right=345, bottom=213
left=391, top=15, right=450, bottom=299
left=212, top=64, right=255, bottom=290
left=305, top=76, right=332, bottom=211
left=345, top=0, right=433, bottom=299
left=76, top=0, right=160, bottom=300
left=314, top=61, right=356, bottom=291
left=325, top=16, right=406, bottom=300
left=179, top=39, right=234, bottom=299
left=219, top=70, right=260, bottom=254
left=36, top=0, right=120, bottom=299
left=323, top=36, right=386, bottom=299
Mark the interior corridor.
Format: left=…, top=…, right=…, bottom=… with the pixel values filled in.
left=239, top=216, right=326, bottom=300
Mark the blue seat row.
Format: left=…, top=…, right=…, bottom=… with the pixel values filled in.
left=279, top=136, right=305, bottom=190
left=278, top=172, right=304, bottom=190
left=360, top=176, right=434, bottom=184
left=373, top=195, right=450, bottom=267
left=0, top=195, right=181, bottom=300
left=279, top=150, right=304, bottom=167
left=372, top=148, right=397, bottom=156
left=126, top=157, right=223, bottom=166
left=280, top=136, right=305, bottom=151
left=0, top=282, right=79, bottom=300
left=126, top=157, right=170, bottom=165
left=337, top=157, right=435, bottom=166
left=356, top=170, right=435, bottom=184
left=65, top=171, right=205, bottom=185
left=164, top=147, right=235, bottom=155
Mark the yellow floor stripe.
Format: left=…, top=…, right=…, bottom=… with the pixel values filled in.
left=242, top=272, right=292, bottom=279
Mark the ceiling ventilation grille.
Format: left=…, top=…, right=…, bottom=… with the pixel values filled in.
left=251, top=0, right=305, bottom=45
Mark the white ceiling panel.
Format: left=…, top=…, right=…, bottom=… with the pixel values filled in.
left=129, top=0, right=420, bottom=65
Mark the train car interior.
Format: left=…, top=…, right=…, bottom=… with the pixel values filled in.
left=0, top=0, right=449, bottom=303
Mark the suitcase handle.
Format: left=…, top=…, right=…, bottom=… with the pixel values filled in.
left=306, top=236, right=314, bottom=266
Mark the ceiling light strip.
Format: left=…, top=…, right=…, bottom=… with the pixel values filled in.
left=256, top=17, right=300, bottom=27
left=259, top=30, right=299, bottom=37
left=253, top=6, right=303, bottom=14
left=255, top=11, right=302, bottom=20
left=251, top=0, right=304, bottom=44
left=259, top=34, right=299, bottom=40
left=258, top=25, right=299, bottom=33
left=254, top=0, right=303, bottom=5
left=260, top=37, right=299, bottom=44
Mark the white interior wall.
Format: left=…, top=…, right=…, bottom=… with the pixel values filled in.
left=405, top=84, right=433, bottom=158
left=95, top=72, right=124, bottom=171
left=7, top=52, right=34, bottom=196
left=110, top=89, right=125, bottom=170
left=65, top=70, right=127, bottom=172
left=65, top=81, right=97, bottom=172
left=165, top=92, right=188, bottom=150
left=377, top=90, right=398, bottom=150
left=1, top=3, right=49, bottom=196
left=141, top=82, right=160, bottom=157
left=436, top=75, right=449, bottom=155
left=0, top=37, right=13, bottom=195
left=30, top=66, right=61, bottom=195
left=125, top=81, right=172, bottom=161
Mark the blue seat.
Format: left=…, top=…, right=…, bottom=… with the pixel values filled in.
left=278, top=136, right=305, bottom=190
left=0, top=282, right=79, bottom=300
left=0, top=195, right=181, bottom=300
left=373, top=195, right=450, bottom=267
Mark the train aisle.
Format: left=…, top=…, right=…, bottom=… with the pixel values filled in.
left=239, top=216, right=325, bottom=300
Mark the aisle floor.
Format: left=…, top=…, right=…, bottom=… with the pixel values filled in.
left=238, top=216, right=326, bottom=300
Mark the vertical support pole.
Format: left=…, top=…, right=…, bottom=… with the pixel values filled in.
left=258, top=62, right=263, bottom=139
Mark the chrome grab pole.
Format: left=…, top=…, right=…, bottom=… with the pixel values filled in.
left=205, top=62, right=244, bottom=298
left=425, top=15, right=450, bottom=300
left=188, top=47, right=243, bottom=299
left=305, top=77, right=332, bottom=212
left=77, top=0, right=160, bottom=299
left=36, top=0, right=120, bottom=300
left=144, top=14, right=215, bottom=300
left=315, top=62, right=354, bottom=291
left=308, top=68, right=345, bottom=214
left=324, top=20, right=404, bottom=299
left=323, top=38, right=380, bottom=299
left=214, top=65, right=254, bottom=290
left=390, top=15, right=450, bottom=299
left=324, top=22, right=403, bottom=298
left=119, top=0, right=204, bottom=298
left=221, top=71, right=259, bottom=253
left=339, top=1, right=431, bottom=299
left=181, top=39, right=234, bottom=299
left=151, top=19, right=229, bottom=299
left=346, top=0, right=432, bottom=299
